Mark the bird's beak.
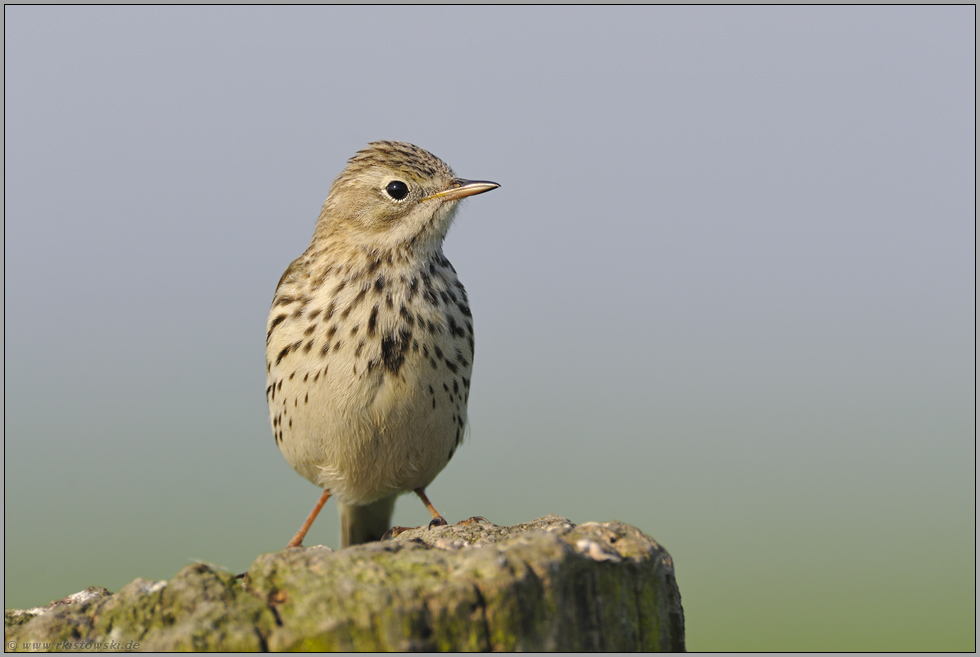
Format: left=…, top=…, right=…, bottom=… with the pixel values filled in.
left=422, top=179, right=500, bottom=202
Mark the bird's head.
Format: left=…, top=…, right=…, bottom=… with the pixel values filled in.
left=315, top=141, right=498, bottom=256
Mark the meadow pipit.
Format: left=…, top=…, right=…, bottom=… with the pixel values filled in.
left=266, top=141, right=498, bottom=548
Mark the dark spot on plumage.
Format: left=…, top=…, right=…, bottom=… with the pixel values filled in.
left=412, top=339, right=419, bottom=352
left=289, top=371, right=296, bottom=380
left=355, top=340, right=365, bottom=358
left=289, top=418, right=293, bottom=427
left=424, top=288, right=438, bottom=306
left=427, top=319, right=437, bottom=333
left=422, top=344, right=430, bottom=357
left=408, top=277, right=419, bottom=300
left=456, top=427, right=462, bottom=445
left=293, top=398, right=297, bottom=408
left=457, top=416, right=465, bottom=428
left=443, top=383, right=449, bottom=392
left=304, top=325, right=316, bottom=336
left=399, top=305, right=414, bottom=326
left=457, top=303, right=472, bottom=319
left=374, top=327, right=413, bottom=376
left=430, top=358, right=438, bottom=369
left=368, top=306, right=378, bottom=336
left=448, top=444, right=456, bottom=461
left=274, top=295, right=295, bottom=307
left=304, top=392, right=308, bottom=404
left=266, top=384, right=273, bottom=398
left=326, top=325, right=337, bottom=340
left=447, top=316, right=466, bottom=339
left=434, top=346, right=444, bottom=360
left=366, top=257, right=382, bottom=276
left=321, top=342, right=330, bottom=356
left=467, top=337, right=474, bottom=352
left=333, top=280, right=346, bottom=295
left=267, top=314, right=287, bottom=342
left=445, top=360, right=458, bottom=374
left=303, top=373, right=309, bottom=382
left=350, top=325, right=359, bottom=336
left=275, top=345, right=291, bottom=365
left=439, top=290, right=451, bottom=305
left=446, top=289, right=457, bottom=303
left=462, top=377, right=470, bottom=389
left=333, top=340, right=343, bottom=351
left=432, top=397, right=437, bottom=409
left=325, top=301, right=336, bottom=320
left=303, top=339, right=313, bottom=353
left=308, top=308, right=322, bottom=320
left=314, top=370, right=320, bottom=382
left=374, top=276, right=386, bottom=294
left=386, top=292, right=394, bottom=309
left=453, top=379, right=459, bottom=394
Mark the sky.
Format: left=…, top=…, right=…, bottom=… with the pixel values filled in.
left=4, top=6, right=975, bottom=651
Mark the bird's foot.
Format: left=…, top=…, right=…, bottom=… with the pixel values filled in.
left=380, top=526, right=412, bottom=540
left=455, top=516, right=491, bottom=526
left=381, top=516, right=449, bottom=541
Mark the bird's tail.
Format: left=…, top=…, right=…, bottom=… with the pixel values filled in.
left=339, top=495, right=397, bottom=547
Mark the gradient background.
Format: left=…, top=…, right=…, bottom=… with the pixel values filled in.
left=4, top=6, right=975, bottom=651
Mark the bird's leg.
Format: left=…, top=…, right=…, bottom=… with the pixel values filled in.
left=287, top=489, right=331, bottom=548
left=414, top=487, right=448, bottom=528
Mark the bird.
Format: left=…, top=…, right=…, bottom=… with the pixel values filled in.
left=265, top=141, right=499, bottom=548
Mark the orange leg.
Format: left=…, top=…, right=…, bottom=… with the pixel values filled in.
left=287, top=489, right=331, bottom=548
left=414, top=487, right=447, bottom=526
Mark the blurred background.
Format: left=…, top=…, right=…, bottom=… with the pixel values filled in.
left=4, top=6, right=974, bottom=651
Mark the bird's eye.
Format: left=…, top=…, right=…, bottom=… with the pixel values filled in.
left=385, top=180, right=410, bottom=200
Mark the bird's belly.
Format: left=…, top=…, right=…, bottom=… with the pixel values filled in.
left=270, top=348, right=467, bottom=505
